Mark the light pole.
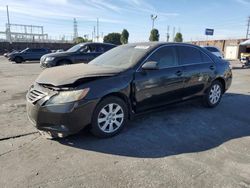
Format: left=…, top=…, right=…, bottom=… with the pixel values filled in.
left=151, top=14, right=157, bottom=30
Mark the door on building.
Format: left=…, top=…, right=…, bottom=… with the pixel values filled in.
left=225, top=46, right=238, bottom=60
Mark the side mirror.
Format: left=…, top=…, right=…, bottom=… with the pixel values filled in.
left=141, top=61, right=159, bottom=70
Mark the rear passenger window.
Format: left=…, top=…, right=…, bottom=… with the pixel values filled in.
left=98, top=45, right=106, bottom=53
left=200, top=52, right=211, bottom=63
left=147, top=46, right=177, bottom=69
left=103, top=45, right=114, bottom=52
left=177, top=46, right=203, bottom=65
left=31, top=49, right=45, bottom=52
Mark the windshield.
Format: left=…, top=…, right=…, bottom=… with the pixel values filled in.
left=67, top=44, right=84, bottom=52
left=21, top=48, right=29, bottom=53
left=89, top=44, right=151, bottom=69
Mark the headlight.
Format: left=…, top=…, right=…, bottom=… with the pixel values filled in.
left=46, top=57, right=55, bottom=61
left=47, top=88, right=90, bottom=105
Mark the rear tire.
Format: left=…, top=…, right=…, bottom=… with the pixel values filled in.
left=14, top=57, right=23, bottom=64
left=91, top=96, right=128, bottom=138
left=203, top=81, right=223, bottom=108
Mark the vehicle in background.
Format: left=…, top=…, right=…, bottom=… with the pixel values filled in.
left=240, top=53, right=250, bottom=68
left=27, top=42, right=232, bottom=138
left=3, top=50, right=19, bottom=58
left=8, top=48, right=51, bottom=63
left=56, top=49, right=64, bottom=52
left=51, top=49, right=64, bottom=53
left=202, top=46, right=223, bottom=59
left=40, top=42, right=116, bottom=68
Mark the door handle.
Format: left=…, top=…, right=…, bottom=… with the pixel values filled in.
left=175, top=70, right=182, bottom=76
left=209, top=65, right=215, bottom=70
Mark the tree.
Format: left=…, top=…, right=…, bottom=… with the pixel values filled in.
left=174, top=32, right=183, bottom=42
left=149, top=29, right=159, bottom=41
left=74, top=37, right=90, bottom=44
left=120, top=29, right=129, bottom=44
left=103, top=33, right=122, bottom=45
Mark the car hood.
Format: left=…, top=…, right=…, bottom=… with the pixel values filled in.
left=9, top=52, right=20, bottom=56
left=36, top=63, right=124, bottom=86
left=43, top=51, right=74, bottom=58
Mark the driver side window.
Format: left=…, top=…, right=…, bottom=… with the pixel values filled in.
left=80, top=45, right=97, bottom=53
left=147, top=46, right=178, bottom=69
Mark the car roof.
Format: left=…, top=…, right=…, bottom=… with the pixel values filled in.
left=78, top=42, right=117, bottom=46
left=126, top=42, right=200, bottom=48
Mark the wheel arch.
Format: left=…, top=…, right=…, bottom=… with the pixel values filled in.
left=213, top=77, right=226, bottom=93
left=100, top=92, right=133, bottom=119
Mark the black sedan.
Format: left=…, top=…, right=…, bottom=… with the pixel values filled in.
left=26, top=42, right=232, bottom=138
left=40, top=42, right=116, bottom=68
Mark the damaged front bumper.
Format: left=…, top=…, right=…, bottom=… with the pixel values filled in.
left=26, top=87, right=98, bottom=138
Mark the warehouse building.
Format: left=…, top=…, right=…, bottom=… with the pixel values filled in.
left=191, top=39, right=250, bottom=60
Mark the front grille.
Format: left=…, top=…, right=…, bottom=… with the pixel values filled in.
left=27, top=89, right=46, bottom=103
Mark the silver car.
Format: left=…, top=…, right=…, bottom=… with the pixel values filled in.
left=203, top=46, right=223, bottom=59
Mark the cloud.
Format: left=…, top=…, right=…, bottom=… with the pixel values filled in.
left=235, top=0, right=250, bottom=4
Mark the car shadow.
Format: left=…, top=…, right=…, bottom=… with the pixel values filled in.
left=58, top=93, right=250, bottom=158
left=13, top=61, right=40, bottom=64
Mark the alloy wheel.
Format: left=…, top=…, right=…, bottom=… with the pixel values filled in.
left=209, top=84, right=221, bottom=104
left=97, top=103, right=124, bottom=133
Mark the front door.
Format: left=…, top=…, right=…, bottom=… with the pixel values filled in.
left=133, top=46, right=185, bottom=112
left=74, top=44, right=98, bottom=64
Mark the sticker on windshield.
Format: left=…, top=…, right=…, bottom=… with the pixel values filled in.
left=135, top=46, right=150, bottom=50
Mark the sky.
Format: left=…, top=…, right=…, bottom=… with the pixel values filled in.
left=0, top=0, right=249, bottom=42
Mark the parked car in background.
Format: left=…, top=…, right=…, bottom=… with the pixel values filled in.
left=56, top=49, right=64, bottom=52
left=8, top=48, right=51, bottom=63
left=3, top=49, right=19, bottom=58
left=51, top=49, right=64, bottom=53
left=240, top=52, right=250, bottom=68
left=27, top=42, right=232, bottom=138
left=40, top=42, right=116, bottom=68
left=202, top=46, right=223, bottom=59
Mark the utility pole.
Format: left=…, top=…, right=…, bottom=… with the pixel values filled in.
left=93, top=26, right=96, bottom=42
left=6, top=5, right=11, bottom=43
left=246, top=16, right=250, bottom=39
left=172, top=27, right=176, bottom=42
left=151, top=14, right=157, bottom=30
left=166, top=25, right=170, bottom=42
left=97, top=18, right=99, bottom=42
left=73, top=18, right=78, bottom=40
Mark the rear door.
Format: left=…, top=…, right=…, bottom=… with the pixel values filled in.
left=133, top=46, right=185, bottom=112
left=176, top=45, right=216, bottom=98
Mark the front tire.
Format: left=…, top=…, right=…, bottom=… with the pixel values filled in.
left=203, top=81, right=223, bottom=108
left=14, top=57, right=23, bottom=64
left=91, top=96, right=128, bottom=138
